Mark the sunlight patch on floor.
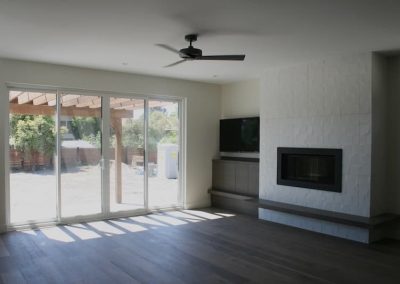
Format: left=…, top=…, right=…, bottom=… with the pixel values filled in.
left=149, top=214, right=188, bottom=226
left=87, top=221, right=125, bottom=236
left=214, top=212, right=236, bottom=217
left=64, top=224, right=101, bottom=240
left=165, top=211, right=204, bottom=222
left=183, top=210, right=224, bottom=220
left=108, top=220, right=147, bottom=233
left=130, top=215, right=168, bottom=227
left=15, top=210, right=236, bottom=244
left=40, top=227, right=75, bottom=243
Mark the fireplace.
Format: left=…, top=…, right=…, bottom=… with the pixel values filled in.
left=277, top=147, right=342, bottom=192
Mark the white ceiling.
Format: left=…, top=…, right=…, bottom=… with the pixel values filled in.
left=1, top=0, right=400, bottom=84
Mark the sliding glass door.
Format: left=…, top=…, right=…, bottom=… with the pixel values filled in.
left=147, top=100, right=180, bottom=208
left=8, top=90, right=182, bottom=225
left=109, top=97, right=145, bottom=212
left=60, top=94, right=102, bottom=218
left=9, top=90, right=57, bottom=223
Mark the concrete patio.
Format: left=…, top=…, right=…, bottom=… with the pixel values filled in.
left=10, top=163, right=179, bottom=223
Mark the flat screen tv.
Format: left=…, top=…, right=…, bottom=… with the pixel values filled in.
left=220, top=117, right=259, bottom=152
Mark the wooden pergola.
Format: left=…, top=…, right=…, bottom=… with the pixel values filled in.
left=9, top=91, right=167, bottom=204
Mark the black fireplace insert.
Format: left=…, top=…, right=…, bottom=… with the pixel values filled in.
left=277, top=147, right=342, bottom=192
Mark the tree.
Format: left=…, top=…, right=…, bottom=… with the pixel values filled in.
left=10, top=115, right=56, bottom=171
left=70, top=117, right=101, bottom=140
left=121, top=118, right=144, bottom=148
left=117, top=108, right=178, bottom=152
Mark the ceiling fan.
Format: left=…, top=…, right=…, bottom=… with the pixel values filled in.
left=156, top=34, right=245, bottom=67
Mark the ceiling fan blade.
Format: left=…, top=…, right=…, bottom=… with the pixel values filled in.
left=156, top=44, right=181, bottom=54
left=196, top=55, right=245, bottom=61
left=164, top=59, right=186, bottom=68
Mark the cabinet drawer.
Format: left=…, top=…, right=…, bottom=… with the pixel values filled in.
left=212, top=160, right=235, bottom=192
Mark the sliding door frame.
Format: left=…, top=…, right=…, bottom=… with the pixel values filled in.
left=56, top=90, right=62, bottom=222
left=5, top=84, right=186, bottom=229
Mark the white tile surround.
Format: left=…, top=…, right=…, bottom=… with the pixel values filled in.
left=260, top=53, right=373, bottom=219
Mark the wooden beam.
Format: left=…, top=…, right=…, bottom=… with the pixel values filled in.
left=18, top=92, right=44, bottom=104
left=64, top=96, right=100, bottom=108
left=10, top=103, right=56, bottom=116
left=75, top=97, right=101, bottom=108
left=10, top=103, right=133, bottom=118
left=114, top=102, right=145, bottom=110
left=33, top=93, right=56, bottom=105
left=47, top=94, right=80, bottom=106
left=88, top=102, right=102, bottom=109
left=112, top=118, right=123, bottom=204
left=110, top=100, right=136, bottom=109
left=110, top=98, right=131, bottom=105
left=111, top=109, right=134, bottom=119
left=9, top=91, right=24, bottom=102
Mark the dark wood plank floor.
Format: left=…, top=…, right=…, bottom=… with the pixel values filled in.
left=1, top=208, right=400, bottom=284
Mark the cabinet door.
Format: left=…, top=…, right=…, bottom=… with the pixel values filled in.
left=248, top=163, right=259, bottom=196
left=235, top=163, right=249, bottom=195
left=212, top=160, right=235, bottom=192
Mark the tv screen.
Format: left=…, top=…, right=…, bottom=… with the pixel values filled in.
left=220, top=119, right=241, bottom=152
left=220, top=117, right=259, bottom=152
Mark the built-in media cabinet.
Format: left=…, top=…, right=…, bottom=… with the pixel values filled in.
left=212, top=158, right=259, bottom=196
left=211, top=158, right=259, bottom=216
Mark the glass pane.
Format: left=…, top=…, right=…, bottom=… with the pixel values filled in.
left=147, top=100, right=180, bottom=208
left=9, top=90, right=57, bottom=223
left=109, top=98, right=145, bottom=212
left=60, top=94, right=102, bottom=217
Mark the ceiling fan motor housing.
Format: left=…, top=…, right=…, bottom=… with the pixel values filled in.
left=179, top=46, right=202, bottom=59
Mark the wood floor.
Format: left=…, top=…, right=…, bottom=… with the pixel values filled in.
left=1, top=208, right=400, bottom=284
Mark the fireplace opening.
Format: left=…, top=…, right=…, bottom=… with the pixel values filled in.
left=277, top=148, right=342, bottom=192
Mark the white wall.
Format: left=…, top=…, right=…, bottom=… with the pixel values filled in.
left=221, top=79, right=259, bottom=118
left=260, top=53, right=373, bottom=217
left=0, top=59, right=221, bottom=230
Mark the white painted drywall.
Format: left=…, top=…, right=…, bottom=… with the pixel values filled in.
left=387, top=56, right=400, bottom=215
left=0, top=58, right=221, bottom=230
left=221, top=79, right=260, bottom=118
left=370, top=54, right=389, bottom=216
left=260, top=53, right=373, bottom=217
